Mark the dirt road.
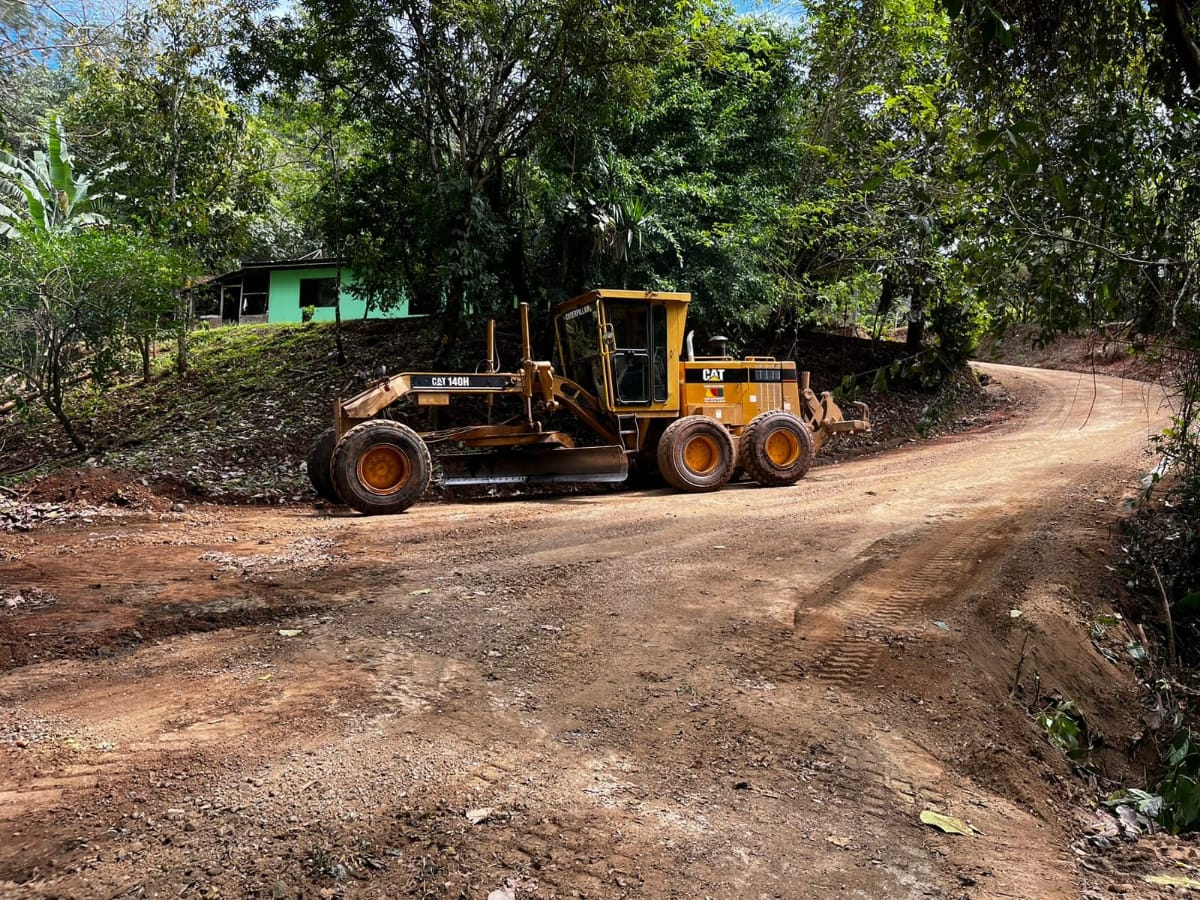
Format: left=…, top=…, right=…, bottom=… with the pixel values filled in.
left=0, top=364, right=1174, bottom=899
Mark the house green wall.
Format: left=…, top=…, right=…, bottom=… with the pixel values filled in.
left=266, top=267, right=411, bottom=323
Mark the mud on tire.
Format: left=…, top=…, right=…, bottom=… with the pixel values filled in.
left=305, top=428, right=342, bottom=503
left=331, top=420, right=432, bottom=515
left=740, top=410, right=814, bottom=487
left=656, top=415, right=736, bottom=492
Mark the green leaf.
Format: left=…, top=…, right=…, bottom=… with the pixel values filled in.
left=45, top=113, right=71, bottom=198
left=1168, top=730, right=1193, bottom=768
left=1178, top=590, right=1200, bottom=612
left=1051, top=175, right=1067, bottom=206
left=974, top=129, right=1002, bottom=150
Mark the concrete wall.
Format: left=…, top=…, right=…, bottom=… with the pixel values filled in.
left=266, top=266, right=410, bottom=323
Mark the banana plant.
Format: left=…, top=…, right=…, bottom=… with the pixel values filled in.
left=0, top=114, right=109, bottom=236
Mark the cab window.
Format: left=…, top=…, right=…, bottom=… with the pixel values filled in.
left=558, top=302, right=602, bottom=391
left=604, top=300, right=667, bottom=404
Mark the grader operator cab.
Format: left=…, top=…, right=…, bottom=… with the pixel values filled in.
left=307, top=289, right=869, bottom=514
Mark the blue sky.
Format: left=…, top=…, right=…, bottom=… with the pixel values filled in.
left=731, top=0, right=807, bottom=22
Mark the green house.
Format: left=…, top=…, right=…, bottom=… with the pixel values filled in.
left=196, top=257, right=421, bottom=325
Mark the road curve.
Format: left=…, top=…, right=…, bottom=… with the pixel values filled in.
left=0, top=364, right=1174, bottom=898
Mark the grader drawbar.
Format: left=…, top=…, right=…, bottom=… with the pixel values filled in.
left=307, top=289, right=870, bottom=515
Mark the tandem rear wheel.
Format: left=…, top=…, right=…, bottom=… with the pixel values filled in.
left=656, top=415, right=736, bottom=492
left=740, top=410, right=814, bottom=487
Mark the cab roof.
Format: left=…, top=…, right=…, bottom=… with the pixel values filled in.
left=554, top=288, right=692, bottom=317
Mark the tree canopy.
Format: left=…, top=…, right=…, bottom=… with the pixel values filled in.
left=0, top=0, right=1198, bottom=415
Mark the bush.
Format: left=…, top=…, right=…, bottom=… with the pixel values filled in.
left=0, top=226, right=188, bottom=449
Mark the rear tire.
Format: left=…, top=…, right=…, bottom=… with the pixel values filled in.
left=306, top=428, right=341, bottom=503
left=740, top=410, right=814, bottom=487
left=331, top=420, right=432, bottom=515
left=656, top=415, right=735, bottom=492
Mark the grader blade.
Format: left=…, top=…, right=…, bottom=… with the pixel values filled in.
left=438, top=445, right=629, bottom=487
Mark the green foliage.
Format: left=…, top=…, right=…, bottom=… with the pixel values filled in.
left=1157, top=728, right=1200, bottom=833
left=237, top=0, right=678, bottom=337
left=0, top=113, right=108, bottom=236
left=0, top=226, right=187, bottom=448
left=227, top=0, right=992, bottom=369
left=531, top=14, right=808, bottom=338
left=1107, top=728, right=1200, bottom=834
left=1121, top=349, right=1200, bottom=672
left=0, top=65, right=75, bottom=154
left=66, top=0, right=284, bottom=269
left=1036, top=699, right=1096, bottom=765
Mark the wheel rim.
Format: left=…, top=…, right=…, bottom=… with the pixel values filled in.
left=764, top=427, right=801, bottom=467
left=357, top=444, right=411, bottom=495
left=682, top=434, right=721, bottom=476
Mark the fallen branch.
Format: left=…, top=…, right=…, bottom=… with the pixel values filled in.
left=0, top=460, right=42, bottom=478
left=1008, top=632, right=1031, bottom=703
left=1137, top=622, right=1157, bottom=678
left=1152, top=563, right=1178, bottom=671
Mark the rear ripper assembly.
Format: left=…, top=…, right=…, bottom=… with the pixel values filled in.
left=307, top=289, right=870, bottom=514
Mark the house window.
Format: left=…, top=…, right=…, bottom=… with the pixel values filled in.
left=300, top=277, right=339, bottom=308
left=241, top=269, right=269, bottom=317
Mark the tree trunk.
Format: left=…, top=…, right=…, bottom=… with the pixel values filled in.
left=1156, top=0, right=1200, bottom=91
left=169, top=80, right=188, bottom=375
left=47, top=398, right=85, bottom=452
left=140, top=334, right=152, bottom=383
left=45, top=354, right=85, bottom=452
left=435, top=279, right=466, bottom=367
left=906, top=283, right=926, bottom=352
left=328, top=136, right=348, bottom=366
left=434, top=198, right=477, bottom=366
left=175, top=293, right=189, bottom=375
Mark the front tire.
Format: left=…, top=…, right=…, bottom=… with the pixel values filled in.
left=306, top=428, right=341, bottom=503
left=656, top=415, right=735, bottom=492
left=331, top=420, right=432, bottom=515
left=740, top=410, right=814, bottom=486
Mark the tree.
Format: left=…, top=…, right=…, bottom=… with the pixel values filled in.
left=0, top=227, right=186, bottom=449
left=939, top=0, right=1200, bottom=340
left=67, top=0, right=280, bottom=270
left=937, top=0, right=1200, bottom=635
left=67, top=0, right=294, bottom=374
left=528, top=14, right=808, bottom=341
left=0, top=113, right=108, bottom=236
left=1, top=1, right=138, bottom=142
left=779, top=0, right=987, bottom=357
left=238, top=0, right=678, bottom=353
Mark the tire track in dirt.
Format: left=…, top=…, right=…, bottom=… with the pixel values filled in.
left=799, top=512, right=1013, bottom=688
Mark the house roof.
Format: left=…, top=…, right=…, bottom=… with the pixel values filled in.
left=210, top=254, right=343, bottom=285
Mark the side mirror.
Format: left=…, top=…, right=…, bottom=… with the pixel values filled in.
left=602, top=323, right=617, bottom=351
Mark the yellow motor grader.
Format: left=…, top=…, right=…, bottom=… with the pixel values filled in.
left=307, top=288, right=869, bottom=514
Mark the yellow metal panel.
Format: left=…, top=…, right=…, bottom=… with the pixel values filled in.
left=593, top=288, right=692, bottom=303
left=688, top=404, right=745, bottom=426
left=416, top=393, right=450, bottom=406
